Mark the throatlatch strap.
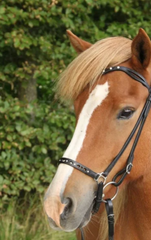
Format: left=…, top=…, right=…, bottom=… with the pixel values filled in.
left=105, top=199, right=114, bottom=240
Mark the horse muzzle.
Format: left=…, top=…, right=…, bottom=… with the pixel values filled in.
left=44, top=179, right=95, bottom=231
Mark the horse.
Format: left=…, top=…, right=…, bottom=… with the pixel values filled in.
left=44, top=28, right=151, bottom=240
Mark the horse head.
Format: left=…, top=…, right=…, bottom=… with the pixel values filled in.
left=44, top=29, right=151, bottom=237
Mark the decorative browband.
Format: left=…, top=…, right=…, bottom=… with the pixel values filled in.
left=102, top=66, right=150, bottom=90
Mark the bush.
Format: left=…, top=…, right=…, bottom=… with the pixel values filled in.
left=1, top=0, right=151, bottom=100
left=0, top=0, right=151, bottom=204
left=0, top=97, right=75, bottom=204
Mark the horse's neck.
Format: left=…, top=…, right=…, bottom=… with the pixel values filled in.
left=115, top=175, right=151, bottom=240
left=115, top=117, right=151, bottom=240
left=77, top=115, right=151, bottom=240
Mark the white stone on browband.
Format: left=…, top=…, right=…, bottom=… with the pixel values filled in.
left=102, top=66, right=121, bottom=73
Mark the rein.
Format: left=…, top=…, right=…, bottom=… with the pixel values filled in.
left=59, top=66, right=151, bottom=240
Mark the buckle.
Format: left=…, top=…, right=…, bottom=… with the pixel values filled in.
left=126, top=163, right=133, bottom=174
left=94, top=172, right=107, bottom=184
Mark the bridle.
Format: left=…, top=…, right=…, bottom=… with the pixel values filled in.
left=59, top=66, right=151, bottom=240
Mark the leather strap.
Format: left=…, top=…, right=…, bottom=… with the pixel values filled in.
left=59, top=158, right=100, bottom=180
left=93, top=181, right=103, bottom=213
left=105, top=199, right=114, bottom=240
left=103, top=66, right=150, bottom=90
left=80, top=198, right=114, bottom=240
left=80, top=228, right=85, bottom=240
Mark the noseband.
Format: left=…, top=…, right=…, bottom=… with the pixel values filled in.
left=59, top=66, right=151, bottom=240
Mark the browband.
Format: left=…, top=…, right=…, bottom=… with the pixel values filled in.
left=102, top=66, right=150, bottom=90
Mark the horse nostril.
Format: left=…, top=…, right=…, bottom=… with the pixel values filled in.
left=60, top=197, right=73, bottom=221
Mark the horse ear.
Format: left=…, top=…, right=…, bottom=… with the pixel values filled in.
left=131, top=28, right=151, bottom=69
left=66, top=30, right=92, bottom=54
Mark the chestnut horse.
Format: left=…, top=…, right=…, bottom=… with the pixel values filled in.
left=44, top=29, right=151, bottom=240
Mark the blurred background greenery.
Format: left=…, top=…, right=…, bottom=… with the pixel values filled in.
left=0, top=0, right=151, bottom=239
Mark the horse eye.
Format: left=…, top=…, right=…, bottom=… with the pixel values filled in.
left=118, top=107, right=135, bottom=120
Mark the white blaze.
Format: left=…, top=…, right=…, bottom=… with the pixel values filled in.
left=46, top=82, right=109, bottom=197
left=63, top=82, right=109, bottom=160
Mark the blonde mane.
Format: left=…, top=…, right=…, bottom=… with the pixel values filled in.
left=58, top=36, right=132, bottom=100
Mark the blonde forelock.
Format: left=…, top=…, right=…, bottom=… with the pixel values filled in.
left=58, top=36, right=132, bottom=100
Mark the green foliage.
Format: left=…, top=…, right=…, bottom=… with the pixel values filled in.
left=1, top=0, right=151, bottom=100
left=0, top=97, right=75, bottom=203
left=0, top=0, right=151, bottom=202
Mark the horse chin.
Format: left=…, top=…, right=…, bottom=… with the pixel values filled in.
left=78, top=204, right=93, bottom=228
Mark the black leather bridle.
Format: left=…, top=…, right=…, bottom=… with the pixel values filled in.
left=59, top=66, right=151, bottom=240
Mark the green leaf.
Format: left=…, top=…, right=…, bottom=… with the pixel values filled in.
left=0, top=176, right=4, bottom=184
left=41, top=147, right=47, bottom=154
left=14, top=38, right=20, bottom=48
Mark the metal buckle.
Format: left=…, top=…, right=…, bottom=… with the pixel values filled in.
left=94, top=172, right=107, bottom=184
left=126, top=163, right=133, bottom=174
left=101, top=181, right=119, bottom=203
